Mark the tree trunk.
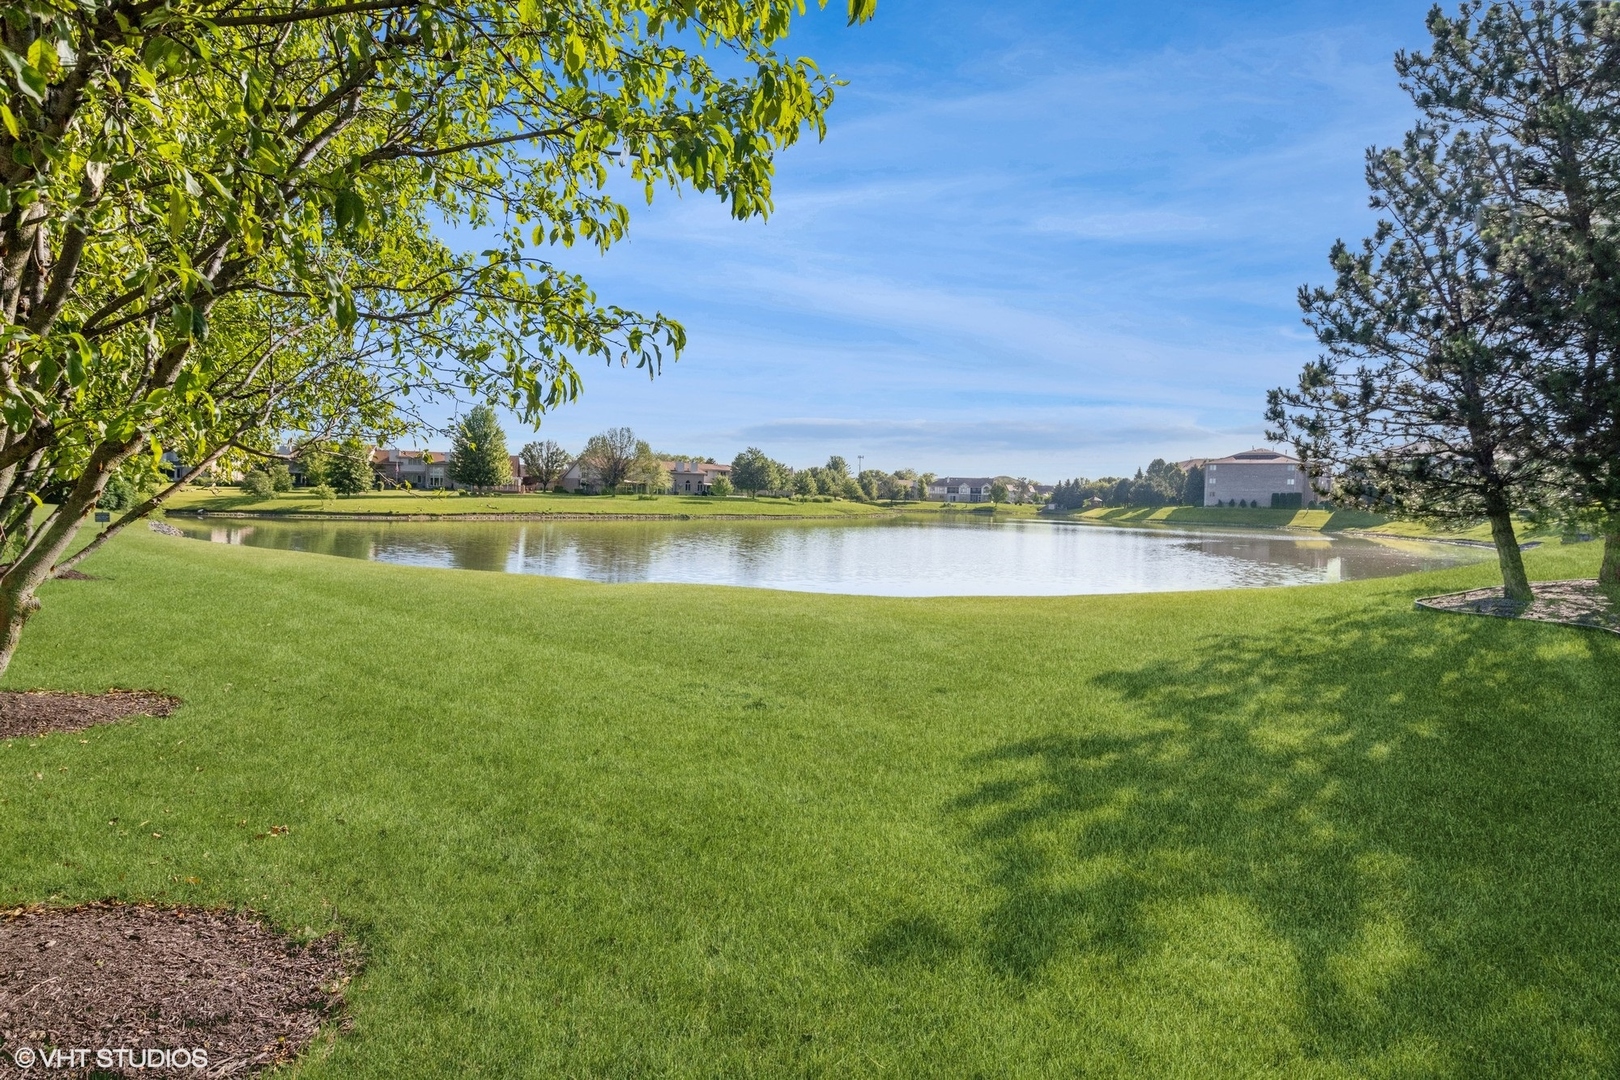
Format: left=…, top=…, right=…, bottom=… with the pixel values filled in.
left=0, top=443, right=135, bottom=678
left=1602, top=531, right=1620, bottom=587
left=1486, top=505, right=1533, bottom=605
left=0, top=579, right=42, bottom=677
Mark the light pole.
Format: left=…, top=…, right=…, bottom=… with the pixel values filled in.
left=857, top=455, right=863, bottom=475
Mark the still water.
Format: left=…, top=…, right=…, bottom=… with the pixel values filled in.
left=173, top=516, right=1490, bottom=596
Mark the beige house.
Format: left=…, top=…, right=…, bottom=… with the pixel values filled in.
left=372, top=448, right=528, bottom=492
left=667, top=459, right=731, bottom=495
left=1203, top=449, right=1325, bottom=507
left=560, top=458, right=730, bottom=494
left=372, top=448, right=451, bottom=489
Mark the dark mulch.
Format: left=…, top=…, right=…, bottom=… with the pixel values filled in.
left=0, top=903, right=353, bottom=1078
left=0, top=690, right=179, bottom=740
left=1415, top=578, right=1620, bottom=636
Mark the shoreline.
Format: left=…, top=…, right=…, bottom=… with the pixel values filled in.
left=166, top=508, right=925, bottom=523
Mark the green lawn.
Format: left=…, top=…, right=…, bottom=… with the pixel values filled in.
left=3, top=532, right=1616, bottom=1077
left=1066, top=504, right=1567, bottom=544
left=163, top=487, right=1020, bottom=519
left=1071, top=505, right=1393, bottom=530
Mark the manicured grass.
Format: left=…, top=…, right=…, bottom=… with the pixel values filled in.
left=1072, top=505, right=1392, bottom=531
left=1068, top=504, right=1568, bottom=544
left=164, top=487, right=987, bottom=519
left=3, top=532, right=1617, bottom=1076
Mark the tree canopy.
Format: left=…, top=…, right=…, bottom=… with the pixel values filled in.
left=730, top=446, right=784, bottom=495
left=578, top=426, right=637, bottom=492
left=519, top=438, right=572, bottom=491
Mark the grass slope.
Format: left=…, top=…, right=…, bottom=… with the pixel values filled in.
left=1068, top=504, right=1567, bottom=545
left=1070, top=505, right=1391, bottom=530
left=2, top=533, right=1616, bottom=1077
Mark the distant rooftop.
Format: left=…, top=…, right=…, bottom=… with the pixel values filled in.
left=1207, top=449, right=1298, bottom=466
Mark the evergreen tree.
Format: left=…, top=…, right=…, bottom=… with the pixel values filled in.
left=1268, top=128, right=1550, bottom=601
left=448, top=406, right=513, bottom=493
left=1399, top=2, right=1620, bottom=583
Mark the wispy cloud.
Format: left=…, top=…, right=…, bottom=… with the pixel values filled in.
left=467, top=1, right=1433, bottom=479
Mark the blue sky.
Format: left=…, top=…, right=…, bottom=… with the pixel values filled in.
left=472, top=0, right=1438, bottom=480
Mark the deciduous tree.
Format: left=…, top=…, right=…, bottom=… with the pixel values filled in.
left=730, top=447, right=783, bottom=496
left=448, top=406, right=512, bottom=492
left=0, top=0, right=875, bottom=673
left=579, top=427, right=638, bottom=492
left=327, top=439, right=376, bottom=495
left=519, top=439, right=572, bottom=491
left=627, top=440, right=668, bottom=493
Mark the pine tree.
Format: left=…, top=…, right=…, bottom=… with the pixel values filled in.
left=1268, top=128, right=1551, bottom=602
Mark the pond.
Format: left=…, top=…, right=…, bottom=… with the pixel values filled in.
left=171, top=516, right=1493, bottom=597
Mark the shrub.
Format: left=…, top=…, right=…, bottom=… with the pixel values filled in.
left=267, top=463, right=293, bottom=492
left=311, top=483, right=337, bottom=502
left=97, top=474, right=142, bottom=511
left=242, top=471, right=275, bottom=497
left=709, top=476, right=733, bottom=497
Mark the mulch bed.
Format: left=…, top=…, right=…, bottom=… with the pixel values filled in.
left=0, top=903, right=352, bottom=1078
left=0, top=691, right=180, bottom=740
left=1415, top=578, right=1620, bottom=636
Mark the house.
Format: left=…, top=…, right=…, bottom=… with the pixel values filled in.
left=559, top=458, right=731, bottom=494
left=1202, top=449, right=1326, bottom=507
left=667, top=459, right=731, bottom=495
left=372, top=448, right=450, bottom=489
left=928, top=477, right=996, bottom=503
left=371, top=448, right=529, bottom=492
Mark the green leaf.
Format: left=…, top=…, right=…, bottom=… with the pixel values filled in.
left=167, top=186, right=190, bottom=236
left=0, top=103, right=17, bottom=140
left=335, top=188, right=364, bottom=233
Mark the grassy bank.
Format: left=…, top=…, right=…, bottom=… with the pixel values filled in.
left=1065, top=504, right=1566, bottom=544
left=1068, top=505, right=1391, bottom=530
left=3, top=533, right=1616, bottom=1076
left=163, top=488, right=1040, bottom=520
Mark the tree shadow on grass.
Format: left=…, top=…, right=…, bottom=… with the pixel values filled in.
left=950, top=604, right=1620, bottom=1073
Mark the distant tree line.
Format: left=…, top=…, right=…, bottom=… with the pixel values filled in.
left=1047, top=459, right=1204, bottom=511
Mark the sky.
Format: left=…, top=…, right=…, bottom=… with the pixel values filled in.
left=456, top=0, right=1441, bottom=481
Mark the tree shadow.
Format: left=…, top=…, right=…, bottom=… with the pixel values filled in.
left=948, top=604, right=1620, bottom=1070
left=857, top=912, right=961, bottom=969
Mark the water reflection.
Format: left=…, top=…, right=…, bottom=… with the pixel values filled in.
left=173, top=517, right=1492, bottom=596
